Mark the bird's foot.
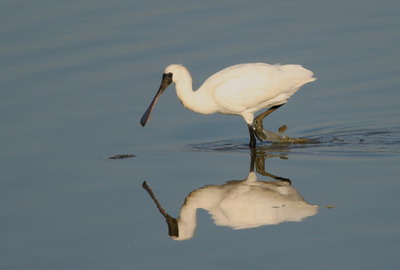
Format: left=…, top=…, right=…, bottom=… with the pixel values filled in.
left=254, top=123, right=316, bottom=144
left=277, top=125, right=287, bottom=133
left=274, top=125, right=316, bottom=143
left=253, top=119, right=285, bottom=142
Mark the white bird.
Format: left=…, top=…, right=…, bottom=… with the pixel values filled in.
left=140, top=63, right=316, bottom=147
left=143, top=173, right=318, bottom=240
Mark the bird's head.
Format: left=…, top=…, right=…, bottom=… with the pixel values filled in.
left=163, top=64, right=190, bottom=83
left=140, top=64, right=188, bottom=127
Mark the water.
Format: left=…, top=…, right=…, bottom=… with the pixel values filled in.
left=1, top=0, right=399, bottom=269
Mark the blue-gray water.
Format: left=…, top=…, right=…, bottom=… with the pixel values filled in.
left=1, top=0, right=399, bottom=269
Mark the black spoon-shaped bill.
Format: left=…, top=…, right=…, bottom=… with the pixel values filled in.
left=140, top=73, right=173, bottom=127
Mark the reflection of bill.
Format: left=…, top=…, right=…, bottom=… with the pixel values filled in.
left=142, top=152, right=324, bottom=241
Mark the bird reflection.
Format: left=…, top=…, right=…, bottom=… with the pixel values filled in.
left=142, top=150, right=319, bottom=240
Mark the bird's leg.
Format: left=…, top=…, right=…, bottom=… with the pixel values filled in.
left=248, top=124, right=257, bottom=148
left=249, top=148, right=257, bottom=171
left=253, top=104, right=283, bottom=141
left=254, top=152, right=291, bottom=184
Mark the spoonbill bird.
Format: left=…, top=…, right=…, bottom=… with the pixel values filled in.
left=140, top=63, right=316, bottom=147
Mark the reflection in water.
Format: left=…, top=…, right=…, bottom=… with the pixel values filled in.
left=143, top=150, right=320, bottom=240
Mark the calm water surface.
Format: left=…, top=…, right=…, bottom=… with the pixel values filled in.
left=1, top=0, right=399, bottom=269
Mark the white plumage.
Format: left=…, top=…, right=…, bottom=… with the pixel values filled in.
left=141, top=63, right=316, bottom=147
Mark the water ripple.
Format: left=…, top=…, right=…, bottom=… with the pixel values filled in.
left=181, top=124, right=400, bottom=155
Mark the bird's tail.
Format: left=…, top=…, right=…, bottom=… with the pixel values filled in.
left=282, top=64, right=316, bottom=83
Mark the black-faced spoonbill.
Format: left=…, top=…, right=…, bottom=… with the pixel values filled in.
left=140, top=63, right=316, bottom=147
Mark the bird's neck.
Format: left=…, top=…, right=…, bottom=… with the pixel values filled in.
left=174, top=186, right=223, bottom=240
left=174, top=77, right=216, bottom=115
left=175, top=203, right=198, bottom=240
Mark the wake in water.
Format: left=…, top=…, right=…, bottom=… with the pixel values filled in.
left=182, top=123, right=400, bottom=155
left=258, top=125, right=316, bottom=143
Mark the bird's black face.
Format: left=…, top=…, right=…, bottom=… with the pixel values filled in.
left=140, top=72, right=173, bottom=127
left=162, top=72, right=173, bottom=85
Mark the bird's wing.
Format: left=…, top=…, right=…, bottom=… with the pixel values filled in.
left=211, top=64, right=298, bottom=113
